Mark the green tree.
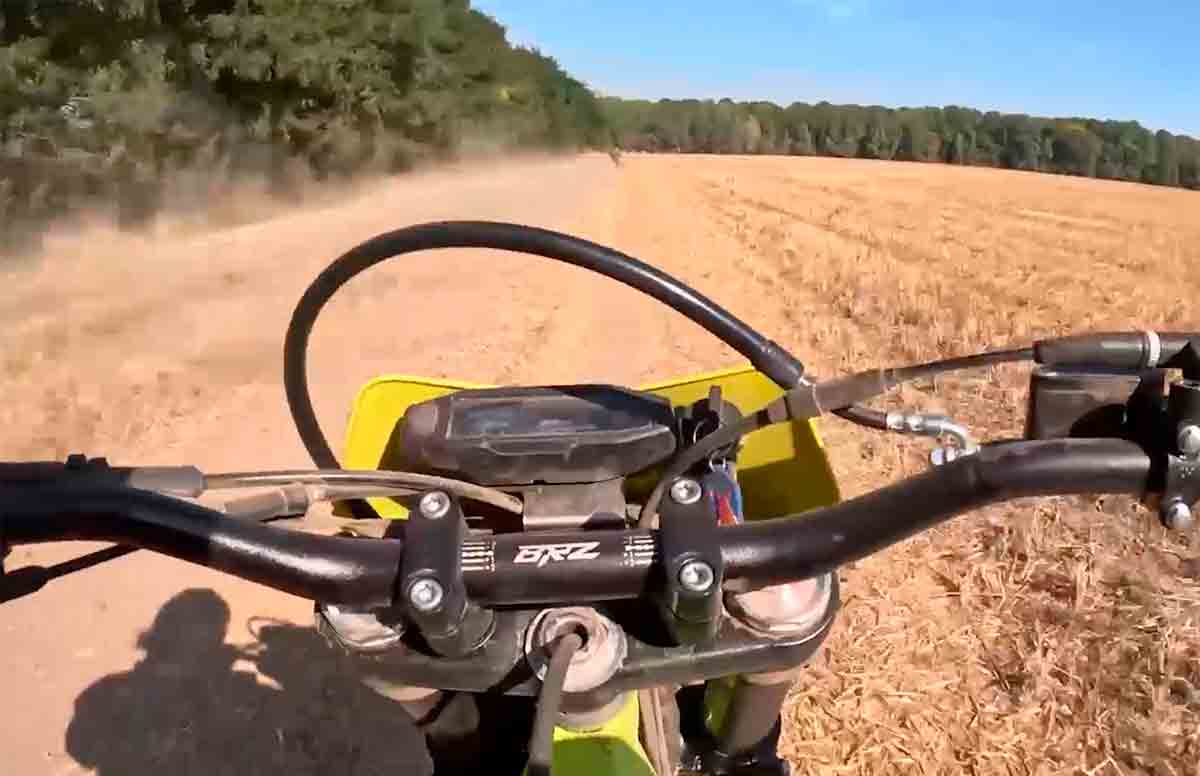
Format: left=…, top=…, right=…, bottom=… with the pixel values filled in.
left=1051, top=123, right=1102, bottom=177
left=0, top=0, right=620, bottom=248
left=1178, top=136, right=1200, bottom=189
left=1155, top=129, right=1180, bottom=186
left=791, top=122, right=814, bottom=155
left=896, top=112, right=931, bottom=161
left=947, top=132, right=969, bottom=164
left=6, top=1, right=1200, bottom=252
left=738, top=113, right=762, bottom=153
left=999, top=116, right=1043, bottom=171
left=595, top=97, right=1194, bottom=191
left=858, top=121, right=888, bottom=159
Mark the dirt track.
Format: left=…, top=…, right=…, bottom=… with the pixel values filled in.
left=0, top=154, right=782, bottom=776
left=3, top=154, right=1199, bottom=775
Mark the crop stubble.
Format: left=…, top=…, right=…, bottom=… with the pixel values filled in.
left=667, top=155, right=1200, bottom=776
left=3, top=153, right=1198, bottom=775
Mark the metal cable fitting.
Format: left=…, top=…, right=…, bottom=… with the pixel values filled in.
left=885, top=412, right=979, bottom=466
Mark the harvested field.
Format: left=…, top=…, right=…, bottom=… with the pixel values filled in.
left=2, top=153, right=1198, bottom=775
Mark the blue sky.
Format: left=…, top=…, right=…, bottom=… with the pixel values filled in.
left=472, top=1, right=1199, bottom=137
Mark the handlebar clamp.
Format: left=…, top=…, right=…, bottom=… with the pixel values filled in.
left=657, top=474, right=726, bottom=644
left=1160, top=380, right=1200, bottom=530
left=400, top=491, right=495, bottom=657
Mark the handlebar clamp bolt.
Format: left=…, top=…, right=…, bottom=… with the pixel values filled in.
left=418, top=491, right=451, bottom=520
left=1162, top=500, right=1194, bottom=531
left=670, top=478, right=703, bottom=506
left=678, top=560, right=716, bottom=593
left=1177, top=425, right=1200, bottom=459
left=408, top=577, right=445, bottom=612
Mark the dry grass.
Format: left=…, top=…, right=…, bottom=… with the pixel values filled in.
left=669, top=156, right=1200, bottom=776
left=4, top=153, right=1199, bottom=775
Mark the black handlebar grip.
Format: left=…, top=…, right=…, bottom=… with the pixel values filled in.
left=0, top=485, right=404, bottom=606
left=0, top=461, right=203, bottom=497
left=1035, top=332, right=1199, bottom=369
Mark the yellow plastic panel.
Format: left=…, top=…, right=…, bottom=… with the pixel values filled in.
left=634, top=366, right=841, bottom=520
left=336, top=366, right=840, bottom=520
left=522, top=693, right=654, bottom=776
left=338, top=375, right=483, bottom=518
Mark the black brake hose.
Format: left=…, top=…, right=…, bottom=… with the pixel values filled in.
left=892, top=346, right=1033, bottom=383
left=834, top=405, right=888, bottom=429
left=284, top=222, right=806, bottom=500
left=828, top=347, right=1032, bottom=431
left=526, top=632, right=584, bottom=776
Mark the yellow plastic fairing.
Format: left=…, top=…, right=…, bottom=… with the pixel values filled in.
left=335, top=366, right=840, bottom=520
left=525, top=692, right=655, bottom=776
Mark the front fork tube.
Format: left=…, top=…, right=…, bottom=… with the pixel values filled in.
left=686, top=463, right=820, bottom=775
left=709, top=462, right=788, bottom=760
left=704, top=673, right=791, bottom=758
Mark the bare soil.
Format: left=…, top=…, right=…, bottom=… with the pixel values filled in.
left=2, top=153, right=1198, bottom=775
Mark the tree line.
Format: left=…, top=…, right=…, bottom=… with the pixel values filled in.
left=3, top=2, right=1195, bottom=254
left=601, top=98, right=1200, bottom=189
left=0, top=0, right=608, bottom=251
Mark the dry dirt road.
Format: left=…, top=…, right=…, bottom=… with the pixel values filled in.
left=3, top=154, right=1199, bottom=776
left=0, top=153, right=770, bottom=776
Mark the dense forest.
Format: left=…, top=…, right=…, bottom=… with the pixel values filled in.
left=0, top=0, right=608, bottom=249
left=602, top=98, right=1200, bottom=189
left=1, top=1, right=1196, bottom=252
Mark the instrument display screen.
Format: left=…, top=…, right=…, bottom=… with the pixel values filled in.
left=401, top=385, right=678, bottom=485
left=450, top=396, right=651, bottom=438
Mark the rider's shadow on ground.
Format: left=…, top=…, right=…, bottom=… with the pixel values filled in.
left=65, top=588, right=433, bottom=776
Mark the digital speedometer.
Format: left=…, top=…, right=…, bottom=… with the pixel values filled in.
left=450, top=395, right=656, bottom=437
left=399, top=385, right=678, bottom=486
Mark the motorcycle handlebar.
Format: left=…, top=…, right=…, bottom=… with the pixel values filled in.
left=0, top=486, right=404, bottom=607
left=719, top=437, right=1153, bottom=589
left=0, top=439, right=1153, bottom=608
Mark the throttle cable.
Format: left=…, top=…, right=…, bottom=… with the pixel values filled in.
left=204, top=469, right=523, bottom=515
left=526, top=631, right=585, bottom=776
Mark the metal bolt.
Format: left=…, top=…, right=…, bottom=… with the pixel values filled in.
left=678, top=560, right=715, bottom=593
left=1178, top=425, right=1200, bottom=459
left=669, top=478, right=702, bottom=505
left=407, top=577, right=445, bottom=612
left=1162, top=500, right=1194, bottom=531
left=930, top=447, right=957, bottom=467
left=419, top=491, right=451, bottom=520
